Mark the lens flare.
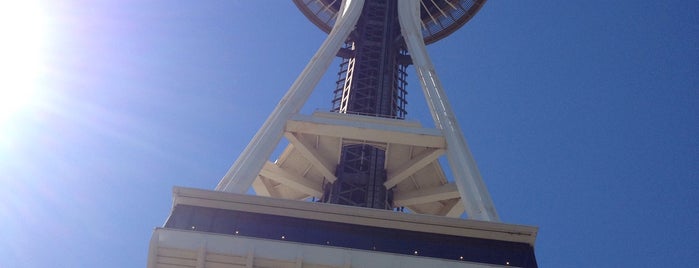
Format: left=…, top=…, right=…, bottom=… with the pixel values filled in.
left=0, top=1, right=46, bottom=125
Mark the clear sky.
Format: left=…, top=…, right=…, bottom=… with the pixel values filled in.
left=1, top=1, right=697, bottom=267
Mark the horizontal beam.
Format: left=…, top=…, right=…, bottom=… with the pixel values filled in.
left=394, top=183, right=460, bottom=207
left=286, top=114, right=445, bottom=148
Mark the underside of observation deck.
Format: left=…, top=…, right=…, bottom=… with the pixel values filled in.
left=293, top=0, right=487, bottom=44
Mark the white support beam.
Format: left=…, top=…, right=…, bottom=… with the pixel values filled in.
left=215, top=0, right=365, bottom=193
left=284, top=132, right=338, bottom=183
left=398, top=0, right=499, bottom=221
left=385, top=148, right=445, bottom=188
left=393, top=183, right=460, bottom=207
left=286, top=114, right=446, bottom=148
left=260, top=161, right=323, bottom=197
left=437, top=198, right=466, bottom=218
left=258, top=176, right=282, bottom=198
left=251, top=176, right=272, bottom=197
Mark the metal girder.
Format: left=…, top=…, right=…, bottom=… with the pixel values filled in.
left=385, top=148, right=445, bottom=188
left=251, top=176, right=272, bottom=197
left=251, top=176, right=281, bottom=198
left=286, top=113, right=446, bottom=148
left=393, top=182, right=460, bottom=206
left=284, top=132, right=338, bottom=183
left=437, top=198, right=466, bottom=218
left=260, top=161, right=323, bottom=198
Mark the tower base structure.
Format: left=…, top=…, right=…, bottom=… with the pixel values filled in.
left=148, top=187, right=537, bottom=268
left=215, top=0, right=500, bottom=222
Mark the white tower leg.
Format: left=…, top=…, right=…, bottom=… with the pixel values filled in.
left=398, top=0, right=500, bottom=222
left=216, top=0, right=365, bottom=193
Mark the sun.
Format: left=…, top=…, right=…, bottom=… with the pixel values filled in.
left=0, top=1, right=46, bottom=125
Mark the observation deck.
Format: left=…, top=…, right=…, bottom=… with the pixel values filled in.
left=148, top=187, right=538, bottom=268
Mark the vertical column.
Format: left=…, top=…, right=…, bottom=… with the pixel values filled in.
left=196, top=245, right=206, bottom=268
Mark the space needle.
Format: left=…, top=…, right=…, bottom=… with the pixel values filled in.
left=148, top=1, right=538, bottom=267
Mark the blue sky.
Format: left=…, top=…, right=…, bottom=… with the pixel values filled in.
left=0, top=1, right=697, bottom=267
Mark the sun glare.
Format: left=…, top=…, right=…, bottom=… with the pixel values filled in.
left=0, top=1, right=46, bottom=125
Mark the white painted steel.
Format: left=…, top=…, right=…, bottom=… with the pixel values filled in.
left=260, top=161, right=323, bottom=197
left=398, top=0, right=499, bottom=221
left=439, top=198, right=466, bottom=217
left=283, top=132, right=338, bottom=183
left=251, top=176, right=272, bottom=197
left=216, top=0, right=499, bottom=222
left=385, top=148, right=445, bottom=188
left=270, top=112, right=455, bottom=215
left=286, top=113, right=446, bottom=148
left=216, top=0, right=365, bottom=193
left=393, top=182, right=460, bottom=206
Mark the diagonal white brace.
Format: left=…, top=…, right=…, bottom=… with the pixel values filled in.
left=216, top=0, right=365, bottom=193
left=437, top=198, right=466, bottom=218
left=393, top=182, right=461, bottom=207
left=284, top=133, right=338, bottom=183
left=384, top=148, right=445, bottom=188
left=251, top=176, right=272, bottom=197
left=260, top=161, right=324, bottom=197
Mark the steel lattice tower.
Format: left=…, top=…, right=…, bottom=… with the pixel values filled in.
left=322, top=0, right=406, bottom=209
